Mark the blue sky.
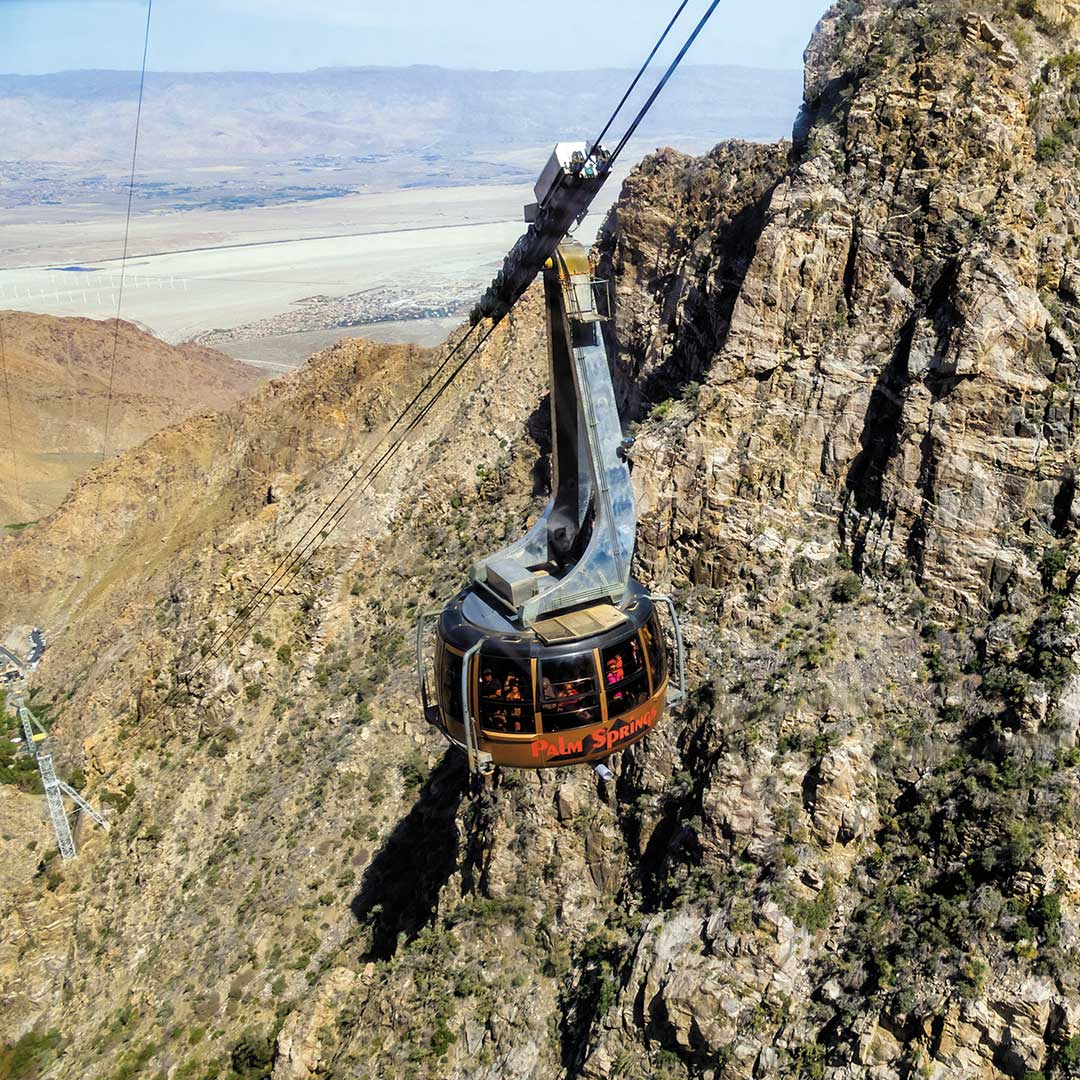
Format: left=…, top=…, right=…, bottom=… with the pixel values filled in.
left=0, top=0, right=826, bottom=74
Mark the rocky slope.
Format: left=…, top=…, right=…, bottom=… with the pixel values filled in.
left=0, top=312, right=263, bottom=524
left=3, top=1, right=1080, bottom=1078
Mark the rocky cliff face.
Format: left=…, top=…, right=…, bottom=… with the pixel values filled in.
left=4, top=1, right=1080, bottom=1079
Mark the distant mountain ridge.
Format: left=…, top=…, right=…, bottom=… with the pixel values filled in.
left=0, top=63, right=802, bottom=166
left=0, top=312, right=263, bottom=523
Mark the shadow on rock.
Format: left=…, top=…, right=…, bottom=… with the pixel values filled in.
left=350, top=749, right=467, bottom=960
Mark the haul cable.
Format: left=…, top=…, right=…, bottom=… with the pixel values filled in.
left=199, top=319, right=482, bottom=663
left=177, top=322, right=498, bottom=691
left=606, top=0, right=723, bottom=168
left=99, top=0, right=154, bottom=466
left=536, top=0, right=694, bottom=221
left=173, top=0, right=723, bottom=694
left=200, top=323, right=498, bottom=665
left=589, top=0, right=692, bottom=155
left=0, top=317, right=20, bottom=503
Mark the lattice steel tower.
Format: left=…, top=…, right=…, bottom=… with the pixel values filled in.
left=9, top=690, right=109, bottom=860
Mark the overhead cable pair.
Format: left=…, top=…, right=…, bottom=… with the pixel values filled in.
left=173, top=0, right=723, bottom=693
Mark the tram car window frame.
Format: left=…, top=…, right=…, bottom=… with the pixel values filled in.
left=477, top=654, right=535, bottom=736
left=601, top=635, right=650, bottom=718
left=642, top=615, right=667, bottom=691
left=436, top=641, right=464, bottom=727
left=539, top=652, right=601, bottom=733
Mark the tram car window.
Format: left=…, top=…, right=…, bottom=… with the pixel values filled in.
left=478, top=656, right=534, bottom=735
left=601, top=636, right=650, bottom=716
left=642, top=616, right=667, bottom=689
left=436, top=642, right=463, bottom=727
left=540, top=653, right=600, bottom=733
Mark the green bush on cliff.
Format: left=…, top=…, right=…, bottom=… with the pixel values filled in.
left=105, top=1042, right=157, bottom=1080
left=831, top=572, right=863, bottom=602
left=1036, top=134, right=1064, bottom=161
left=790, top=882, right=837, bottom=932
left=428, top=1019, right=456, bottom=1059
left=0, top=734, right=42, bottom=793
left=0, top=1029, right=63, bottom=1080
left=228, top=1029, right=276, bottom=1079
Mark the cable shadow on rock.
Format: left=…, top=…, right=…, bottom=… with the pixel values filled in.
left=350, top=748, right=468, bottom=960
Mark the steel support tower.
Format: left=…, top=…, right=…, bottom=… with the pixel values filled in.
left=9, top=691, right=109, bottom=860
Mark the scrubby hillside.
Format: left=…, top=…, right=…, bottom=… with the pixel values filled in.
left=3, top=0, right=1080, bottom=1078
left=0, top=312, right=262, bottom=523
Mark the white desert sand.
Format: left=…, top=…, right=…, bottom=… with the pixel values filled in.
left=0, top=162, right=639, bottom=361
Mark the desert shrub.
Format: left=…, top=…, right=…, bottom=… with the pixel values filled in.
left=99, top=781, right=136, bottom=813
left=1039, top=545, right=1068, bottom=583
left=429, top=1019, right=456, bottom=1058
left=791, top=882, right=837, bottom=932
left=0, top=736, right=42, bottom=793
left=229, top=1030, right=275, bottom=1079
left=831, top=572, right=863, bottom=602
left=0, top=1029, right=63, bottom=1079
left=106, top=1042, right=157, bottom=1080
left=1037, top=135, right=1064, bottom=161
left=1064, top=1034, right=1080, bottom=1061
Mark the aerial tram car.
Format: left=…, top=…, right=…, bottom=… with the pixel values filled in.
left=417, top=142, right=686, bottom=775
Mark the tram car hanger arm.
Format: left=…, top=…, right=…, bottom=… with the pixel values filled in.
left=417, top=143, right=687, bottom=776
left=470, top=142, right=612, bottom=328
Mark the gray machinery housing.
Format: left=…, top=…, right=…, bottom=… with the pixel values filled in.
left=470, top=241, right=635, bottom=627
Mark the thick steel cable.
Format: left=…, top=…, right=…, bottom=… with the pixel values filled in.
left=199, top=320, right=481, bottom=663
left=99, top=0, right=153, bottom=466
left=0, top=316, right=20, bottom=504
left=181, top=322, right=498, bottom=687
left=482, top=0, right=719, bottom=323
left=203, top=322, right=498, bottom=659
left=608, top=0, right=723, bottom=167
left=590, top=0, right=692, bottom=155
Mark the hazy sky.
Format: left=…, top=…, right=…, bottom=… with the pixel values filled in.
left=0, top=0, right=826, bottom=74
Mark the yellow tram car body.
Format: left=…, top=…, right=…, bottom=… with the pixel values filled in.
left=427, top=583, right=672, bottom=770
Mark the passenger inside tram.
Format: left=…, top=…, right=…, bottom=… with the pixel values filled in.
left=481, top=669, right=501, bottom=697
left=480, top=661, right=530, bottom=734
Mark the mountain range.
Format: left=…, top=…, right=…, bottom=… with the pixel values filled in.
left=0, top=64, right=803, bottom=208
